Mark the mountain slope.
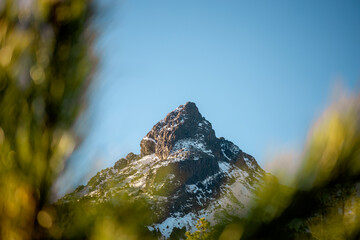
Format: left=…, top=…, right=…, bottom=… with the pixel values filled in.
left=60, top=102, right=264, bottom=238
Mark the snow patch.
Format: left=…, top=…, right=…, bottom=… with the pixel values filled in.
left=244, top=156, right=256, bottom=170
left=172, top=138, right=214, bottom=157
left=143, top=137, right=157, bottom=144
left=219, top=161, right=231, bottom=173
left=186, top=184, right=199, bottom=193
left=221, top=149, right=231, bottom=161
left=150, top=212, right=198, bottom=239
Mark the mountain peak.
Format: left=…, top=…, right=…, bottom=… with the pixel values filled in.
left=61, top=102, right=264, bottom=239
left=181, top=101, right=199, bottom=114
left=140, top=102, right=216, bottom=159
left=163, top=101, right=201, bottom=123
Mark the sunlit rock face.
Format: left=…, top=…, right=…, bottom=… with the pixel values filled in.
left=140, top=102, right=217, bottom=159
left=139, top=102, right=262, bottom=215
left=60, top=102, right=264, bottom=239
left=140, top=102, right=260, bottom=183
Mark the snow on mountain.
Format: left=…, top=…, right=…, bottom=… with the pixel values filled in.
left=60, top=102, right=265, bottom=239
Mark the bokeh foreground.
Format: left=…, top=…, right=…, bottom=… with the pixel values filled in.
left=1, top=1, right=360, bottom=239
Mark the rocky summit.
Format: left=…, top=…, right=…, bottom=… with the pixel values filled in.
left=60, top=102, right=264, bottom=239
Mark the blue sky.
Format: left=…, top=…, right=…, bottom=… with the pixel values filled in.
left=60, top=0, right=360, bottom=191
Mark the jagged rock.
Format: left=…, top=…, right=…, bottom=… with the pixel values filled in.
left=114, top=158, right=127, bottom=169
left=140, top=102, right=219, bottom=160
left=126, top=152, right=140, bottom=162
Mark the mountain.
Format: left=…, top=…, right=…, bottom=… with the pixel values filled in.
left=60, top=102, right=265, bottom=238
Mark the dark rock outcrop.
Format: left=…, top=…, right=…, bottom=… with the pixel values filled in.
left=140, top=102, right=219, bottom=159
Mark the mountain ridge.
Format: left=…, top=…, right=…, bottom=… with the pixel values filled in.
left=59, top=102, right=264, bottom=238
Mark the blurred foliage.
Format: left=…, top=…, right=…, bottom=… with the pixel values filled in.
left=234, top=94, right=360, bottom=240
left=55, top=193, right=155, bottom=240
left=1, top=0, right=360, bottom=239
left=0, top=0, right=95, bottom=239
left=186, top=218, right=215, bottom=240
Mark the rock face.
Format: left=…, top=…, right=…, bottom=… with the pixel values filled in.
left=60, top=102, right=264, bottom=239
left=140, top=102, right=216, bottom=159
left=140, top=102, right=259, bottom=183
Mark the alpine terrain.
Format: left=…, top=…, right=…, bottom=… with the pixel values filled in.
left=60, top=102, right=265, bottom=238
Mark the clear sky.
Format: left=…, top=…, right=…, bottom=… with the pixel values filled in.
left=59, top=0, right=360, bottom=192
